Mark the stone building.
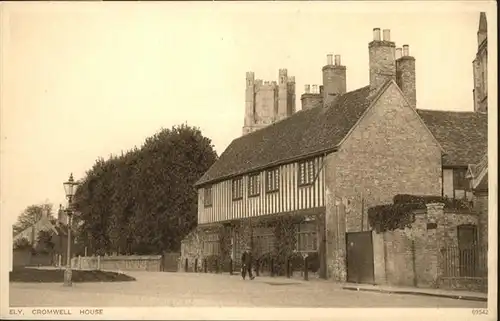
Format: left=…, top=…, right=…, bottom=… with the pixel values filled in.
left=12, top=204, right=77, bottom=267
left=242, top=69, right=296, bottom=135
left=473, top=12, right=488, bottom=113
left=184, top=15, right=488, bottom=288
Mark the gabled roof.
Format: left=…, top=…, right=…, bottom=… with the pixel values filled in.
left=417, top=110, right=487, bottom=167
left=467, top=152, right=488, bottom=190
left=196, top=85, right=488, bottom=187
left=196, top=85, right=372, bottom=186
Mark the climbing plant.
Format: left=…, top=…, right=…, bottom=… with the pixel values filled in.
left=368, top=194, right=474, bottom=233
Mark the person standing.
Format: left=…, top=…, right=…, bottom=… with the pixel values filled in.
left=241, top=247, right=254, bottom=280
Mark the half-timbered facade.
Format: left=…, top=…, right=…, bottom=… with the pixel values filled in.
left=190, top=22, right=488, bottom=281
left=198, top=156, right=326, bottom=225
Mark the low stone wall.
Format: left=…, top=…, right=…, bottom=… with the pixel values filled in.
left=71, top=255, right=163, bottom=272
left=12, top=250, right=32, bottom=267
left=179, top=228, right=206, bottom=272
left=375, top=204, right=484, bottom=292
left=12, top=250, right=53, bottom=267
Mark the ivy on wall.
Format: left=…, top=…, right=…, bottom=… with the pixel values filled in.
left=368, top=194, right=474, bottom=233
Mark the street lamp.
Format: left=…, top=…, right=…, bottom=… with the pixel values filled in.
left=63, top=173, right=78, bottom=286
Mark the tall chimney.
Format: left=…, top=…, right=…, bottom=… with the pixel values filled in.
left=395, top=47, right=402, bottom=59
left=396, top=44, right=416, bottom=108
left=301, top=84, right=323, bottom=110
left=369, top=28, right=396, bottom=95
left=322, top=54, right=347, bottom=106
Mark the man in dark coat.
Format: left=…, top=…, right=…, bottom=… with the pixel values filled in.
left=241, top=247, right=254, bottom=280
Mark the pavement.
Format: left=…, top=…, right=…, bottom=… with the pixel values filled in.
left=341, top=283, right=487, bottom=302
left=9, top=270, right=488, bottom=308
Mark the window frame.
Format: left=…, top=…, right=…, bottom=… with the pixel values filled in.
left=297, top=159, right=316, bottom=186
left=203, top=185, right=213, bottom=208
left=295, top=221, right=318, bottom=252
left=453, top=168, right=469, bottom=191
left=232, top=177, right=243, bottom=201
left=265, top=168, right=280, bottom=193
left=248, top=173, right=261, bottom=197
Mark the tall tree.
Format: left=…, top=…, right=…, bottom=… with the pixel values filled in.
left=73, top=124, right=218, bottom=255
left=13, top=203, right=54, bottom=235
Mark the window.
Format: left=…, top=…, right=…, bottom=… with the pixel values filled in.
left=296, top=222, right=317, bottom=252
left=253, top=227, right=275, bottom=256
left=298, top=159, right=315, bottom=186
left=232, top=178, right=243, bottom=200
left=266, top=168, right=280, bottom=193
left=248, top=173, right=261, bottom=197
left=453, top=168, right=469, bottom=191
left=203, top=233, right=220, bottom=255
left=204, top=186, right=213, bottom=207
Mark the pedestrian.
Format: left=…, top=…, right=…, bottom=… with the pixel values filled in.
left=241, top=246, right=255, bottom=280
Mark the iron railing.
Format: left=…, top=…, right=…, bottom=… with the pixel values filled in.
left=441, top=246, right=487, bottom=278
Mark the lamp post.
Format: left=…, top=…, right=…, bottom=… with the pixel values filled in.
left=63, top=173, right=78, bottom=286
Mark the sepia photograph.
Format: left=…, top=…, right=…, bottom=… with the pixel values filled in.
left=0, top=1, right=496, bottom=320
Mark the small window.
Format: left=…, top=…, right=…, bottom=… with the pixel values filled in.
left=232, top=178, right=243, bottom=200
left=266, top=168, right=280, bottom=193
left=453, top=168, right=469, bottom=191
left=248, top=173, right=261, bottom=197
left=296, top=222, right=317, bottom=252
left=298, top=159, right=315, bottom=186
left=204, top=186, right=213, bottom=207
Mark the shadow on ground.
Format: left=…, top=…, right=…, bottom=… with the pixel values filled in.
left=9, top=267, right=136, bottom=283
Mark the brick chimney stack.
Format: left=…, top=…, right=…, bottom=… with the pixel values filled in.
left=396, top=44, right=417, bottom=108
left=322, top=54, right=347, bottom=105
left=301, top=84, right=323, bottom=110
left=369, top=28, right=396, bottom=95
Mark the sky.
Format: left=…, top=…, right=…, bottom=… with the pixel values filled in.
left=0, top=1, right=496, bottom=228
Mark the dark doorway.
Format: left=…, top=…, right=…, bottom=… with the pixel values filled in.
left=457, top=224, right=478, bottom=277
left=346, top=231, right=374, bottom=284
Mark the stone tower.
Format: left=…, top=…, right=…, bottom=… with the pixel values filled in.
left=473, top=12, right=488, bottom=113
left=242, top=69, right=296, bottom=135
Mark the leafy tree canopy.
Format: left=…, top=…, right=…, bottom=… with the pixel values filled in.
left=73, top=124, right=218, bottom=255
left=13, top=203, right=54, bottom=235
left=13, top=237, right=33, bottom=251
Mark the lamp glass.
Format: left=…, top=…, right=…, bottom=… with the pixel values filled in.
left=63, top=174, right=75, bottom=198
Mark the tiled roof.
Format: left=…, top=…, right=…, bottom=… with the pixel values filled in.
left=467, top=152, right=488, bottom=190
left=196, top=85, right=488, bottom=187
left=196, top=85, right=372, bottom=186
left=417, top=110, right=487, bottom=167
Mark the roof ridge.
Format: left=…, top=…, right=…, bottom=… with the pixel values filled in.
left=416, top=108, right=483, bottom=115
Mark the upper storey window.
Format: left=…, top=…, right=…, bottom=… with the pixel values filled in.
left=248, top=173, right=261, bottom=197
left=204, top=186, right=213, bottom=208
left=232, top=177, right=243, bottom=200
left=266, top=168, right=280, bottom=193
left=298, top=159, right=315, bottom=186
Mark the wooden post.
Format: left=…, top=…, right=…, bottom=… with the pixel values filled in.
left=204, top=258, right=208, bottom=273
left=270, top=258, right=275, bottom=277
left=229, top=258, right=233, bottom=275
left=184, top=258, right=188, bottom=272
left=304, top=255, right=309, bottom=281
left=194, top=258, right=198, bottom=272
left=286, top=257, right=291, bottom=278
left=97, top=255, right=101, bottom=270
